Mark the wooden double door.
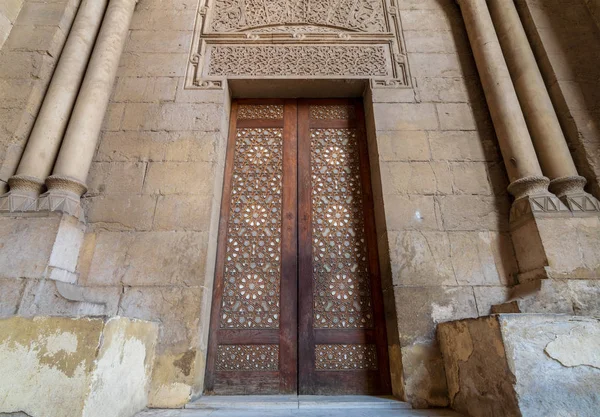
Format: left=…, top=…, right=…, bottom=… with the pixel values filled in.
left=205, top=99, right=391, bottom=395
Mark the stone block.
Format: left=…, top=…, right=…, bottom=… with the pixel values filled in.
left=381, top=161, right=452, bottom=195
left=384, top=194, right=439, bottom=231
left=121, top=103, right=222, bottom=132
left=0, top=214, right=84, bottom=283
left=438, top=314, right=600, bottom=417
left=409, top=53, right=476, bottom=79
left=389, top=231, right=457, bottom=287
left=437, top=103, right=477, bottom=131
left=120, top=231, right=209, bottom=287
left=376, top=131, right=430, bottom=161
left=154, top=194, right=214, bottom=231
left=113, top=76, right=178, bottom=102
left=119, top=286, right=203, bottom=353
left=117, top=52, right=189, bottom=77
left=449, top=162, right=491, bottom=195
left=0, top=278, right=25, bottom=317
left=96, top=131, right=219, bottom=163
left=18, top=279, right=121, bottom=317
left=401, top=343, right=449, bottom=409
left=395, top=286, right=478, bottom=346
left=81, top=231, right=135, bottom=287
left=449, top=232, right=517, bottom=286
left=0, top=0, right=24, bottom=23
left=0, top=316, right=158, bottom=417
left=130, top=9, right=196, bottom=31
left=143, top=162, right=215, bottom=195
left=83, top=194, right=157, bottom=231
left=511, top=215, right=600, bottom=280
left=87, top=162, right=146, bottom=195
left=429, top=131, right=499, bottom=162
left=437, top=195, right=510, bottom=231
left=372, top=103, right=438, bottom=131
left=126, top=30, right=192, bottom=54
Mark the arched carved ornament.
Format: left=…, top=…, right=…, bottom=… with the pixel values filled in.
left=186, top=0, right=412, bottom=90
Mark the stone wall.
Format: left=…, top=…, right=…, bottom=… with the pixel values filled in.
left=0, top=0, right=25, bottom=49
left=518, top=0, right=600, bottom=199
left=1, top=0, right=599, bottom=411
left=78, top=0, right=228, bottom=407
left=373, top=0, right=517, bottom=407
left=0, top=0, right=78, bottom=193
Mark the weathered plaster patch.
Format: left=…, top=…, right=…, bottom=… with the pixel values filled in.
left=44, top=332, right=78, bottom=355
left=83, top=318, right=158, bottom=417
left=545, top=325, right=600, bottom=369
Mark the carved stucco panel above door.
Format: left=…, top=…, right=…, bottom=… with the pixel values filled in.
left=186, top=0, right=413, bottom=90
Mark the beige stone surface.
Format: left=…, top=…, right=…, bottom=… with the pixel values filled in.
left=0, top=316, right=158, bottom=417
left=439, top=314, right=600, bottom=417
left=4, top=0, right=600, bottom=413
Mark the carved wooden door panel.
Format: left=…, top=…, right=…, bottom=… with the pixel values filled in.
left=205, top=99, right=390, bottom=395
left=204, top=99, right=298, bottom=394
left=298, top=99, right=390, bottom=395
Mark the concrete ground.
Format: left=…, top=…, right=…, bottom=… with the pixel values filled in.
left=136, top=396, right=463, bottom=417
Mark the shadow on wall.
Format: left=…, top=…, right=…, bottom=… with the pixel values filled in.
left=517, top=0, right=600, bottom=199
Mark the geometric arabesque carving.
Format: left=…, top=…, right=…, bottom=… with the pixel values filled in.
left=187, top=0, right=412, bottom=89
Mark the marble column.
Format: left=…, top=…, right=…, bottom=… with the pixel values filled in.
left=38, top=0, right=138, bottom=219
left=488, top=0, right=600, bottom=212
left=0, top=0, right=109, bottom=212
left=456, top=0, right=553, bottom=204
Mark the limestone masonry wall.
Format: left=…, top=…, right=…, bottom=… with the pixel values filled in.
left=1, top=0, right=599, bottom=411
left=0, top=0, right=25, bottom=49
left=0, top=0, right=79, bottom=193
left=373, top=0, right=516, bottom=407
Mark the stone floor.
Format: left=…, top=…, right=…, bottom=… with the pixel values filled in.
left=136, top=396, right=463, bottom=417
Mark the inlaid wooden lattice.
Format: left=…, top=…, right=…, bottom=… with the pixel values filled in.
left=220, top=127, right=283, bottom=328
left=310, top=104, right=356, bottom=120
left=238, top=104, right=284, bottom=120
left=216, top=345, right=279, bottom=371
left=310, top=128, right=374, bottom=329
left=315, top=344, right=378, bottom=370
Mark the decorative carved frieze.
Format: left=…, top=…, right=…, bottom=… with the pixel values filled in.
left=187, top=0, right=411, bottom=89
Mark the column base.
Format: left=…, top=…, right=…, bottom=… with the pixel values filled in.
left=37, top=175, right=88, bottom=221
left=549, top=175, right=600, bottom=214
left=507, top=176, right=570, bottom=226
left=0, top=175, right=45, bottom=213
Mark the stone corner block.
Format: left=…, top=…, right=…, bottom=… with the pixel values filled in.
left=438, top=313, right=600, bottom=417
left=0, top=212, right=84, bottom=283
left=0, top=316, right=159, bottom=417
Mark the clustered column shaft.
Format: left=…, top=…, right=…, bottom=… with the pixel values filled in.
left=1, top=0, right=137, bottom=218
left=487, top=0, right=598, bottom=206
left=457, top=0, right=599, bottom=211
left=3, top=0, right=109, bottom=209
left=456, top=0, right=550, bottom=200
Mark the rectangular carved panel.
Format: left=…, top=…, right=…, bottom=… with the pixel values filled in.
left=217, top=345, right=280, bottom=371
left=315, top=344, right=378, bottom=370
left=187, top=0, right=412, bottom=89
left=310, top=127, right=374, bottom=329
left=220, top=127, right=283, bottom=329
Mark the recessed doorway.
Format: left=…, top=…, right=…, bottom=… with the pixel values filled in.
left=204, top=99, right=391, bottom=395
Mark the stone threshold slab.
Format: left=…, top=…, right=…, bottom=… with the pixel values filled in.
left=138, top=409, right=462, bottom=417
left=187, top=395, right=412, bottom=410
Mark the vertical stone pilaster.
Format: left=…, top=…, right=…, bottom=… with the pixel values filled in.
left=38, top=0, right=138, bottom=219
left=0, top=0, right=109, bottom=212
left=488, top=0, right=600, bottom=214
left=455, top=0, right=552, bottom=210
